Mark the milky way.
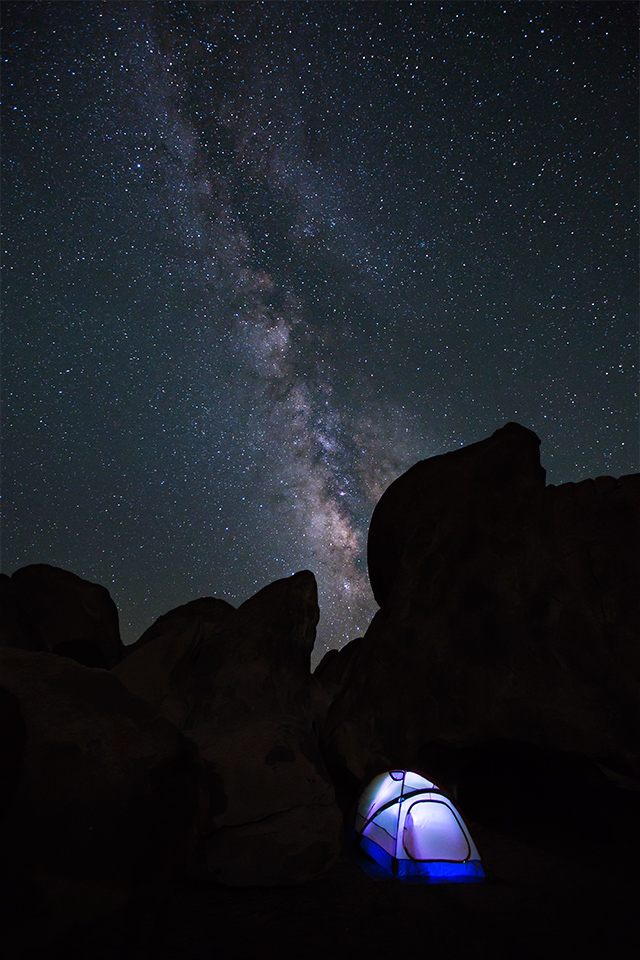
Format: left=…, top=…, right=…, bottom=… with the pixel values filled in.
left=2, top=2, right=637, bottom=662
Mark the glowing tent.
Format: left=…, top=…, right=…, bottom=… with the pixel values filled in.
left=354, top=770, right=485, bottom=881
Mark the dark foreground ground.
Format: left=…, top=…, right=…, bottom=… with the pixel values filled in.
left=23, top=822, right=639, bottom=960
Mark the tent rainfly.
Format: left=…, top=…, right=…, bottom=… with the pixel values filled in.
left=354, top=769, right=485, bottom=881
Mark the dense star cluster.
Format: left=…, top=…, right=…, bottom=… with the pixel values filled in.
left=2, top=2, right=637, bottom=660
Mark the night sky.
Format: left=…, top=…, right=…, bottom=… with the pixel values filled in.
left=2, top=2, right=637, bottom=663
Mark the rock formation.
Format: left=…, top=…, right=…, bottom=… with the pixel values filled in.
left=1, top=420, right=637, bottom=933
left=321, top=423, right=640, bottom=808
left=0, top=564, right=125, bottom=667
left=115, top=571, right=342, bottom=885
left=0, top=648, right=207, bottom=952
left=126, top=595, right=236, bottom=654
left=113, top=596, right=237, bottom=729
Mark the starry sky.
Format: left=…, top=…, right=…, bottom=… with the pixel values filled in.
left=2, top=2, right=637, bottom=663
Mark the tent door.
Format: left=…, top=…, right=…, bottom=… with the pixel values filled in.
left=402, top=799, right=471, bottom=862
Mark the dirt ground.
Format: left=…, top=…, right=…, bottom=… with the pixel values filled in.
left=27, top=822, right=639, bottom=960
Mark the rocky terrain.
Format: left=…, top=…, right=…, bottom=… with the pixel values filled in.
left=1, top=424, right=638, bottom=957
left=319, top=423, right=640, bottom=812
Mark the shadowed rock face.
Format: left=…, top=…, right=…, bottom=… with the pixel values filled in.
left=125, top=595, right=236, bottom=654
left=0, top=564, right=125, bottom=668
left=367, top=422, right=548, bottom=610
left=321, top=423, right=640, bottom=803
left=114, top=596, right=237, bottom=729
left=114, top=618, right=207, bottom=730
left=0, top=649, right=208, bottom=952
left=115, top=571, right=342, bottom=886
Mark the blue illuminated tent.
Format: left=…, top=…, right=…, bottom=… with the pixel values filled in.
left=354, top=769, right=485, bottom=882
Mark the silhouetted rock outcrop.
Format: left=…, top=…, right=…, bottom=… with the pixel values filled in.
left=314, top=636, right=364, bottom=702
left=114, top=617, right=209, bottom=729
left=126, top=595, right=236, bottom=654
left=116, top=571, right=342, bottom=885
left=114, top=596, right=237, bottom=728
left=0, top=648, right=207, bottom=953
left=0, top=564, right=125, bottom=668
left=321, top=423, right=640, bottom=806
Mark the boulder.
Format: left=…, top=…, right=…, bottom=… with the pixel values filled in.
left=367, top=421, right=547, bottom=609
left=114, top=617, right=207, bottom=730
left=313, top=637, right=363, bottom=704
left=125, top=595, right=235, bottom=654
left=0, top=648, right=208, bottom=953
left=115, top=571, right=342, bottom=885
left=1, top=564, right=125, bottom=667
left=322, top=423, right=640, bottom=807
left=191, top=717, right=342, bottom=886
left=113, top=595, right=236, bottom=730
